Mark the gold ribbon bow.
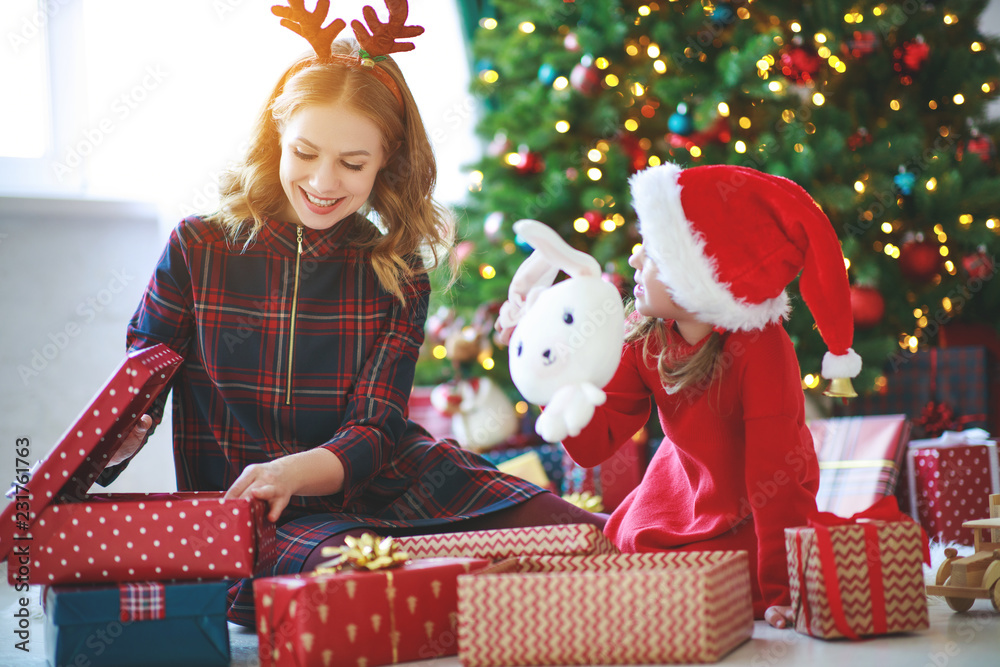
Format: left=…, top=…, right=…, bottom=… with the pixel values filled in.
left=315, top=533, right=410, bottom=573
left=562, top=491, right=605, bottom=513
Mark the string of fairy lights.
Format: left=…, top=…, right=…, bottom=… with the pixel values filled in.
left=462, top=1, right=999, bottom=392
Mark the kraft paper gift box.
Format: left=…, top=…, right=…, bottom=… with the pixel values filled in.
left=1, top=344, right=277, bottom=585
left=44, top=580, right=230, bottom=667
left=906, top=429, right=1000, bottom=545
left=807, top=414, right=911, bottom=517
left=784, top=498, right=930, bottom=640
left=457, top=551, right=754, bottom=666
left=255, top=557, right=492, bottom=667
left=392, top=523, right=618, bottom=561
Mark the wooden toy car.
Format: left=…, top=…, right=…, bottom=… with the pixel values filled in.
left=925, top=496, right=1000, bottom=613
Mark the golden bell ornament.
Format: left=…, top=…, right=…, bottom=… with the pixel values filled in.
left=823, top=377, right=858, bottom=398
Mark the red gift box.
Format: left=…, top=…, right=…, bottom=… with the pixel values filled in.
left=906, top=432, right=1000, bottom=545
left=808, top=414, right=911, bottom=517
left=255, top=557, right=491, bottom=667
left=1, top=345, right=277, bottom=584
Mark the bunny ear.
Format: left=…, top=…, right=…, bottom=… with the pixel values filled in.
left=509, top=249, right=560, bottom=301
left=513, top=219, right=602, bottom=278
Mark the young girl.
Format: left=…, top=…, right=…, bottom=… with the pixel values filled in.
left=104, top=1, right=602, bottom=626
left=560, top=162, right=863, bottom=629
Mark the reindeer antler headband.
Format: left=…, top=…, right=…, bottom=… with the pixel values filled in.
left=271, top=0, right=424, bottom=109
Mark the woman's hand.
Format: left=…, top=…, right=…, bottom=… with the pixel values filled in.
left=224, top=448, right=346, bottom=523
left=765, top=605, right=795, bottom=629
left=224, top=459, right=296, bottom=523
left=106, top=414, right=152, bottom=468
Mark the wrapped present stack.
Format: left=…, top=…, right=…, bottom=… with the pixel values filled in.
left=1, top=345, right=277, bottom=667
left=906, top=429, right=1000, bottom=545
left=785, top=497, right=929, bottom=640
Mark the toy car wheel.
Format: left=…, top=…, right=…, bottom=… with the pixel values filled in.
left=992, top=582, right=1000, bottom=613
left=943, top=577, right=975, bottom=613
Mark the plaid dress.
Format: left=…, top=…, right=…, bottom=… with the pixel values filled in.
left=109, top=215, right=543, bottom=624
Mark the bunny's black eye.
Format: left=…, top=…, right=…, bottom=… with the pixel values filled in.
left=516, top=342, right=523, bottom=357
left=563, top=311, right=574, bottom=325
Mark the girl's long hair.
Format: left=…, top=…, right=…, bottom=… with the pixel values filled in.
left=624, top=304, right=725, bottom=395
left=209, top=40, right=454, bottom=303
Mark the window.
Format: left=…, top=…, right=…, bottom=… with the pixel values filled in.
left=1, top=0, right=478, bottom=210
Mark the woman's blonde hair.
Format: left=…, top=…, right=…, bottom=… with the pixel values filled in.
left=624, top=304, right=725, bottom=395
left=209, top=40, right=454, bottom=304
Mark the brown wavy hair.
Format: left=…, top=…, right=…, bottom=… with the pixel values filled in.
left=624, top=304, right=725, bottom=395
left=208, top=40, right=454, bottom=303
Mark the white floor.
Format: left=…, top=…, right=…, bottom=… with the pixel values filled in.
left=4, top=583, right=999, bottom=667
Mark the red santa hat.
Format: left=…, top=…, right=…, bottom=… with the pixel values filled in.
left=629, top=162, right=862, bottom=381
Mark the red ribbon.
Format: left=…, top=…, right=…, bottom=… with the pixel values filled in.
left=796, top=496, right=929, bottom=639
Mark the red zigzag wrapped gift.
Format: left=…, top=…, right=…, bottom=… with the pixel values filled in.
left=785, top=498, right=929, bottom=639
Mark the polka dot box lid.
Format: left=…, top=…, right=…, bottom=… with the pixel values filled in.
left=0, top=344, right=183, bottom=565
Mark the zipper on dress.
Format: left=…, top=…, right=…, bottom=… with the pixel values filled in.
left=286, top=225, right=303, bottom=405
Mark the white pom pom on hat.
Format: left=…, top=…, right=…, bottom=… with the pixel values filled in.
left=629, top=162, right=861, bottom=380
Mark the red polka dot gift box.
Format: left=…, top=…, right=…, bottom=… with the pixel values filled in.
left=905, top=429, right=1000, bottom=546
left=0, top=344, right=277, bottom=585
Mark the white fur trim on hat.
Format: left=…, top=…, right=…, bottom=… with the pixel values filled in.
left=629, top=164, right=790, bottom=332
left=821, top=348, right=862, bottom=379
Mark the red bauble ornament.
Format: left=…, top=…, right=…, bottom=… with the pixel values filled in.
left=847, top=127, right=873, bottom=151
left=899, top=240, right=942, bottom=283
left=582, top=210, right=604, bottom=235
left=850, top=285, right=886, bottom=329
left=617, top=133, right=648, bottom=172
left=962, top=249, right=995, bottom=281
left=513, top=148, right=544, bottom=175
left=570, top=62, right=601, bottom=96
left=956, top=131, right=996, bottom=164
left=780, top=44, right=822, bottom=85
left=893, top=37, right=930, bottom=83
left=845, top=30, right=878, bottom=59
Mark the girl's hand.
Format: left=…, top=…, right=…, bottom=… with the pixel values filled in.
left=765, top=605, right=795, bottom=629
left=224, top=459, right=295, bottom=523
left=106, top=414, right=152, bottom=468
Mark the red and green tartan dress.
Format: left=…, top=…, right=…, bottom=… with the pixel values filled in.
left=108, top=214, right=544, bottom=624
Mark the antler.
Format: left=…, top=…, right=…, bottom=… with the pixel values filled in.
left=272, top=0, right=346, bottom=59
left=351, top=0, right=425, bottom=57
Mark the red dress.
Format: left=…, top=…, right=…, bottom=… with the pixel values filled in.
left=562, top=319, right=819, bottom=617
left=109, top=215, right=544, bottom=624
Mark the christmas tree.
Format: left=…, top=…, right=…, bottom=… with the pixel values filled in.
left=417, top=0, right=1000, bottom=414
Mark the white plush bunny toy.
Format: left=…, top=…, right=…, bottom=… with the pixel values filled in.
left=496, top=220, right=625, bottom=443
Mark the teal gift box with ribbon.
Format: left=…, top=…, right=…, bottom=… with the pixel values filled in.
left=44, top=580, right=230, bottom=667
